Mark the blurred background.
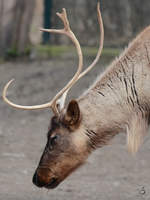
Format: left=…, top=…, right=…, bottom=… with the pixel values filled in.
left=0, top=0, right=150, bottom=58
left=1, top=1, right=150, bottom=200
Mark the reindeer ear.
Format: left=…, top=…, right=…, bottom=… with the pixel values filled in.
left=64, top=100, right=81, bottom=128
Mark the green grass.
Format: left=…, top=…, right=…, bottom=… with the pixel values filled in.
left=36, top=45, right=70, bottom=57
left=4, top=46, right=31, bottom=60
left=0, top=57, right=4, bottom=64
left=0, top=44, right=121, bottom=62
left=36, top=44, right=121, bottom=59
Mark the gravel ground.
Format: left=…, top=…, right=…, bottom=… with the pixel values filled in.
left=0, top=56, right=150, bottom=200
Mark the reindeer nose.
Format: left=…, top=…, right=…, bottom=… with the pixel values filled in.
left=33, top=169, right=59, bottom=189
left=32, top=171, right=46, bottom=187
left=33, top=168, right=56, bottom=188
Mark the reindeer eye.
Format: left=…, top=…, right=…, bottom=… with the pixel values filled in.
left=50, top=135, right=59, bottom=146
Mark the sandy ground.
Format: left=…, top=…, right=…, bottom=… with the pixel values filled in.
left=0, top=56, right=150, bottom=200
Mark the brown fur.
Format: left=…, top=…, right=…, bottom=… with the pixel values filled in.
left=33, top=26, right=150, bottom=189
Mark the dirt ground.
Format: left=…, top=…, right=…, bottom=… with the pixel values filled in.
left=0, top=56, right=150, bottom=200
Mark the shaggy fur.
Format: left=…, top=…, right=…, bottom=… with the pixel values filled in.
left=33, top=26, right=150, bottom=189
left=78, top=26, right=150, bottom=153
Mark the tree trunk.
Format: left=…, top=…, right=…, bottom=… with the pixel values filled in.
left=0, top=0, right=35, bottom=56
left=0, top=0, right=4, bottom=56
left=43, top=0, right=53, bottom=44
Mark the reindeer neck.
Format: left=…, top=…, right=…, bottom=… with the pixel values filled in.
left=78, top=26, right=150, bottom=149
left=78, top=80, right=126, bottom=149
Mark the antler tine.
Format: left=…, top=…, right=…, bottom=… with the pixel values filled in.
left=78, top=2, right=104, bottom=80
left=56, top=8, right=70, bottom=31
left=2, top=8, right=83, bottom=115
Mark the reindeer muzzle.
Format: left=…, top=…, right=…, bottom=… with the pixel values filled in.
left=32, top=170, right=59, bottom=189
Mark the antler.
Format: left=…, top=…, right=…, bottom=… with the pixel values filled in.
left=79, top=2, right=104, bottom=79
left=3, top=2, right=104, bottom=115
left=2, top=8, right=83, bottom=115
left=56, top=2, right=104, bottom=106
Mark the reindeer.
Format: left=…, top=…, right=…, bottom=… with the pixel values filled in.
left=2, top=2, right=150, bottom=189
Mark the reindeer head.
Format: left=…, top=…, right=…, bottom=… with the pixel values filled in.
left=32, top=100, right=91, bottom=189
left=2, top=3, right=104, bottom=189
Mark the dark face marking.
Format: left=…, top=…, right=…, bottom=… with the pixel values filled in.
left=32, top=114, right=88, bottom=189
